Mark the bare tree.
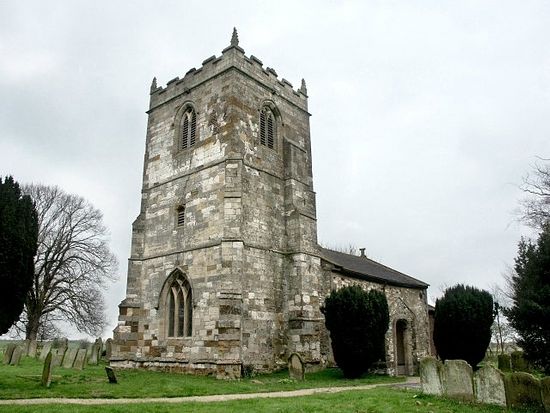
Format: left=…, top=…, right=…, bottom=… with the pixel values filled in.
left=519, top=158, right=550, bottom=229
left=22, top=184, right=117, bottom=355
left=489, top=283, right=516, bottom=354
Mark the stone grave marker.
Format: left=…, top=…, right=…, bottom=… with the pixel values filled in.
left=511, top=351, right=529, bottom=372
left=505, top=372, right=542, bottom=411
left=474, top=364, right=506, bottom=407
left=420, top=357, right=443, bottom=396
left=62, top=348, right=78, bottom=369
left=95, top=337, right=103, bottom=353
left=41, top=352, right=53, bottom=388
left=9, top=346, right=23, bottom=366
left=58, top=337, right=68, bottom=353
left=105, top=338, right=113, bottom=360
left=288, top=353, right=305, bottom=381
left=541, top=377, right=550, bottom=413
left=52, top=347, right=66, bottom=367
left=105, top=366, right=117, bottom=384
left=74, top=348, right=87, bottom=370
left=3, top=343, right=16, bottom=365
left=442, top=360, right=474, bottom=401
left=88, top=343, right=100, bottom=365
left=22, top=339, right=30, bottom=356
left=39, top=342, right=52, bottom=361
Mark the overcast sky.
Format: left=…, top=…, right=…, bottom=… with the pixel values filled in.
left=2, top=1, right=549, bottom=339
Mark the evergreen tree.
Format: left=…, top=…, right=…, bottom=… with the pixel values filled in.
left=0, top=176, right=38, bottom=334
left=506, top=223, right=550, bottom=374
left=322, top=286, right=389, bottom=378
left=433, top=284, right=494, bottom=368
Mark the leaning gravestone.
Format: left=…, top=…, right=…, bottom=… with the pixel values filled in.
left=105, top=338, right=113, bottom=360
left=41, top=352, right=53, bottom=388
left=288, top=353, right=305, bottom=381
left=420, top=357, right=443, bottom=396
left=474, top=365, right=506, bottom=407
left=9, top=347, right=23, bottom=366
left=39, top=342, right=52, bottom=361
left=88, top=343, right=100, bottom=365
left=541, top=377, right=550, bottom=413
left=74, top=348, right=87, bottom=370
left=3, top=343, right=16, bottom=365
left=62, top=348, right=78, bottom=369
left=58, top=338, right=69, bottom=354
left=105, top=366, right=117, bottom=384
left=95, top=337, right=103, bottom=353
left=505, top=372, right=542, bottom=411
left=442, top=360, right=474, bottom=401
left=52, top=347, right=66, bottom=367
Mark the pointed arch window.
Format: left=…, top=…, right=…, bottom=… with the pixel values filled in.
left=259, top=106, right=275, bottom=149
left=165, top=274, right=192, bottom=337
left=181, top=107, right=197, bottom=150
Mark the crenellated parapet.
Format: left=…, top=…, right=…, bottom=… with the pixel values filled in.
left=148, top=28, right=308, bottom=113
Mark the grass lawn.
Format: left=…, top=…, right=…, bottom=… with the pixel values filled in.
left=0, top=388, right=525, bottom=413
left=0, top=356, right=401, bottom=400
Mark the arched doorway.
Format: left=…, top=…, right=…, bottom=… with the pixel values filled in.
left=395, top=319, right=408, bottom=375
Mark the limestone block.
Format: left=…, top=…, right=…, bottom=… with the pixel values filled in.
left=474, top=365, right=506, bottom=407
left=505, top=372, right=542, bottom=411
left=442, top=360, right=474, bottom=401
left=420, top=357, right=443, bottom=396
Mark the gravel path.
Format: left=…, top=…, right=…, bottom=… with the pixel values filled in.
left=0, top=377, right=420, bottom=405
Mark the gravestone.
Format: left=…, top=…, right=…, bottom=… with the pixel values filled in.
left=95, top=338, right=103, bottom=354
left=52, top=347, right=66, bottom=367
left=541, top=377, right=550, bottom=413
left=442, top=360, right=474, bottom=401
left=497, top=354, right=511, bottom=372
left=62, top=348, right=78, bottom=368
left=58, top=337, right=68, bottom=353
left=474, top=365, right=506, bottom=407
left=288, top=353, right=305, bottom=381
left=105, top=338, right=113, bottom=360
left=105, top=366, right=117, bottom=384
left=420, top=357, right=443, bottom=396
left=511, top=351, right=529, bottom=372
left=22, top=340, right=30, bottom=356
left=3, top=343, right=16, bottom=364
left=74, top=348, right=87, bottom=370
left=10, top=347, right=23, bottom=366
left=88, top=343, right=100, bottom=365
left=505, top=372, right=542, bottom=411
left=39, top=342, right=52, bottom=361
left=41, top=352, right=53, bottom=388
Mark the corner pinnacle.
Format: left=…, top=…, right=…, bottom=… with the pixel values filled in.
left=150, top=77, right=158, bottom=93
left=300, top=78, right=308, bottom=95
left=231, top=27, right=239, bottom=47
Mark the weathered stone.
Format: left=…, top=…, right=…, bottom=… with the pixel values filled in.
left=22, top=340, right=30, bottom=356
left=105, top=338, right=113, bottom=360
left=288, top=353, right=305, bottom=381
left=88, top=344, right=100, bottom=365
left=441, top=360, right=474, bottom=401
left=41, top=352, right=53, bottom=387
left=95, top=338, right=103, bottom=355
left=474, top=364, right=506, bottom=407
left=3, top=343, right=16, bottom=365
left=511, top=351, right=529, bottom=372
left=62, top=348, right=78, bottom=369
left=420, top=357, right=443, bottom=396
left=52, top=347, right=66, bottom=367
left=9, top=346, right=23, bottom=366
left=105, top=366, right=117, bottom=384
left=39, top=342, right=52, bottom=360
left=541, top=377, right=550, bottom=413
left=505, top=372, right=542, bottom=411
left=497, top=354, right=511, bottom=372
left=74, top=349, right=87, bottom=370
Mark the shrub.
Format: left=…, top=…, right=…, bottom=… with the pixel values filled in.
left=433, top=284, right=494, bottom=369
left=322, top=286, right=389, bottom=378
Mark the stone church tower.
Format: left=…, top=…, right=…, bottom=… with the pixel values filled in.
left=112, top=30, right=327, bottom=377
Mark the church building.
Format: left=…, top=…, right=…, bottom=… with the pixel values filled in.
left=111, top=30, right=431, bottom=378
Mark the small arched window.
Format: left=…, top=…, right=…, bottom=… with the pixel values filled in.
left=259, top=106, right=275, bottom=149
left=181, top=107, right=197, bottom=150
left=165, top=274, right=192, bottom=337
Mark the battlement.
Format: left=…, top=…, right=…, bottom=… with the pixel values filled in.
left=148, top=28, right=308, bottom=113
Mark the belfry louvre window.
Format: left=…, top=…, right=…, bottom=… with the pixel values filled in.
left=166, top=275, right=192, bottom=337
left=259, top=107, right=275, bottom=149
left=176, top=205, right=185, bottom=227
left=181, top=107, right=197, bottom=150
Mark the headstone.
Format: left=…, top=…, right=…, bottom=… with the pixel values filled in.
left=105, top=338, right=113, bottom=360
left=497, top=354, right=511, bottom=372
left=88, top=343, right=99, bottom=365
left=52, top=347, right=66, bottom=367
left=95, top=337, right=103, bottom=354
left=41, top=352, right=53, bottom=388
left=511, top=351, right=529, bottom=372
left=62, top=348, right=78, bottom=368
left=541, top=377, right=550, bottom=413
left=3, top=343, right=16, bottom=365
left=474, top=365, right=506, bottom=407
left=22, top=340, right=30, bottom=356
left=58, top=338, right=68, bottom=353
left=105, top=366, right=117, bottom=384
left=442, top=360, right=474, bottom=401
left=74, top=348, right=87, bottom=370
left=505, top=372, right=542, bottom=411
left=420, top=357, right=443, bottom=396
left=9, top=347, right=23, bottom=366
left=288, top=353, right=305, bottom=381
left=39, top=342, right=52, bottom=361
left=28, top=340, right=38, bottom=358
